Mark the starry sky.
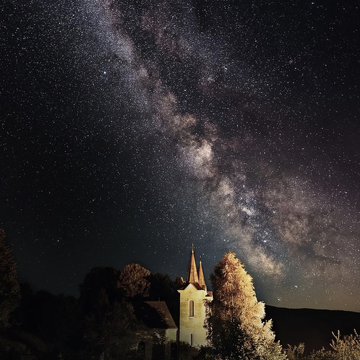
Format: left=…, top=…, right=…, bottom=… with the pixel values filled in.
left=1, top=0, right=360, bottom=312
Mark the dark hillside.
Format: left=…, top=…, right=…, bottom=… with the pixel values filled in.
left=265, top=306, right=360, bottom=352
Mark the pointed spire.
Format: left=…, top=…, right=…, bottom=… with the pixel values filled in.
left=198, top=256, right=206, bottom=290
left=187, top=245, right=199, bottom=284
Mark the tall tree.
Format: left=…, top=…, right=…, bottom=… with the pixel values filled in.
left=0, top=229, right=21, bottom=328
left=206, top=251, right=286, bottom=360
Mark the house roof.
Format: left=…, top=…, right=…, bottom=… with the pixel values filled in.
left=136, top=301, right=177, bottom=330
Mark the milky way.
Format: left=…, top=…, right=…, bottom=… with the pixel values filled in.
left=1, top=0, right=360, bottom=311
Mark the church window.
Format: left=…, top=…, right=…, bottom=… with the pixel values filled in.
left=190, top=333, right=194, bottom=346
left=189, top=300, right=194, bottom=317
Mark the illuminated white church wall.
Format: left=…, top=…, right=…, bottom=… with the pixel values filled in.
left=178, top=247, right=213, bottom=347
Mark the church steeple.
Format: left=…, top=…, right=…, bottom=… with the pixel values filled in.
left=178, top=246, right=213, bottom=348
left=187, top=244, right=199, bottom=284
left=198, top=256, right=206, bottom=290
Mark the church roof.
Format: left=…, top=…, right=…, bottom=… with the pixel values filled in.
left=178, top=282, right=203, bottom=291
left=136, top=301, right=177, bottom=330
left=187, top=247, right=199, bottom=284
left=198, top=258, right=206, bottom=290
left=181, top=245, right=208, bottom=292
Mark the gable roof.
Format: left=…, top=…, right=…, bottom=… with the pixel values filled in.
left=136, top=301, right=177, bottom=330
left=178, top=282, right=203, bottom=291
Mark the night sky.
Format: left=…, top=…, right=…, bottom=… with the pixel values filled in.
left=1, top=0, right=360, bottom=312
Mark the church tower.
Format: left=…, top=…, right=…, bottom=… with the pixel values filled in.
left=178, top=246, right=213, bottom=347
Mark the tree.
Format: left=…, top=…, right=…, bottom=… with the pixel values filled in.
left=0, top=229, right=21, bottom=329
left=285, top=331, right=360, bottom=360
left=117, top=263, right=151, bottom=298
left=79, top=266, right=120, bottom=314
left=84, top=298, right=147, bottom=360
left=329, top=330, right=360, bottom=360
left=205, top=251, right=286, bottom=360
left=148, top=272, right=177, bottom=300
left=79, top=264, right=152, bottom=359
left=286, top=343, right=307, bottom=360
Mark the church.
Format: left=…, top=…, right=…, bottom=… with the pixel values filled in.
left=139, top=246, right=213, bottom=359
left=177, top=246, right=213, bottom=347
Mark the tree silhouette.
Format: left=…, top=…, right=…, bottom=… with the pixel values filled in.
left=84, top=300, right=148, bottom=360
left=79, top=264, right=151, bottom=359
left=79, top=266, right=120, bottom=314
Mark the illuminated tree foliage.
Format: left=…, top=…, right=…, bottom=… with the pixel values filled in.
left=286, top=330, right=360, bottom=360
left=329, top=330, right=360, bottom=360
left=117, top=263, right=151, bottom=298
left=0, top=229, right=21, bottom=328
left=205, top=251, right=286, bottom=360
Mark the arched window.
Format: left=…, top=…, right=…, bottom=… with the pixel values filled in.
left=189, top=300, right=194, bottom=317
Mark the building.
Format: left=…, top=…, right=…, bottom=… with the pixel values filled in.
left=136, top=301, right=178, bottom=360
left=137, top=246, right=212, bottom=359
left=178, top=246, right=213, bottom=348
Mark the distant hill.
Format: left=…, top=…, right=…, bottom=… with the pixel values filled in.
left=265, top=305, right=360, bottom=353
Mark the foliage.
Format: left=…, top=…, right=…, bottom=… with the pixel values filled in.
left=149, top=272, right=179, bottom=300
left=84, top=299, right=148, bottom=360
left=329, top=330, right=360, bottom=360
left=118, top=263, right=151, bottom=298
left=29, top=291, right=81, bottom=351
left=307, top=347, right=336, bottom=360
left=193, top=346, right=220, bottom=360
left=80, top=264, right=152, bottom=359
left=285, top=330, right=360, bottom=360
left=177, top=340, right=202, bottom=360
left=0, top=328, right=47, bottom=360
left=79, top=266, right=120, bottom=314
left=148, top=272, right=182, bottom=324
left=286, top=343, right=306, bottom=360
left=13, top=284, right=82, bottom=358
left=0, top=229, right=21, bottom=329
left=205, top=251, right=286, bottom=360
left=0, top=282, right=82, bottom=359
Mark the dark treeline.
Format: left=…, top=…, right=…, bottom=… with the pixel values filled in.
left=0, top=260, right=187, bottom=359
